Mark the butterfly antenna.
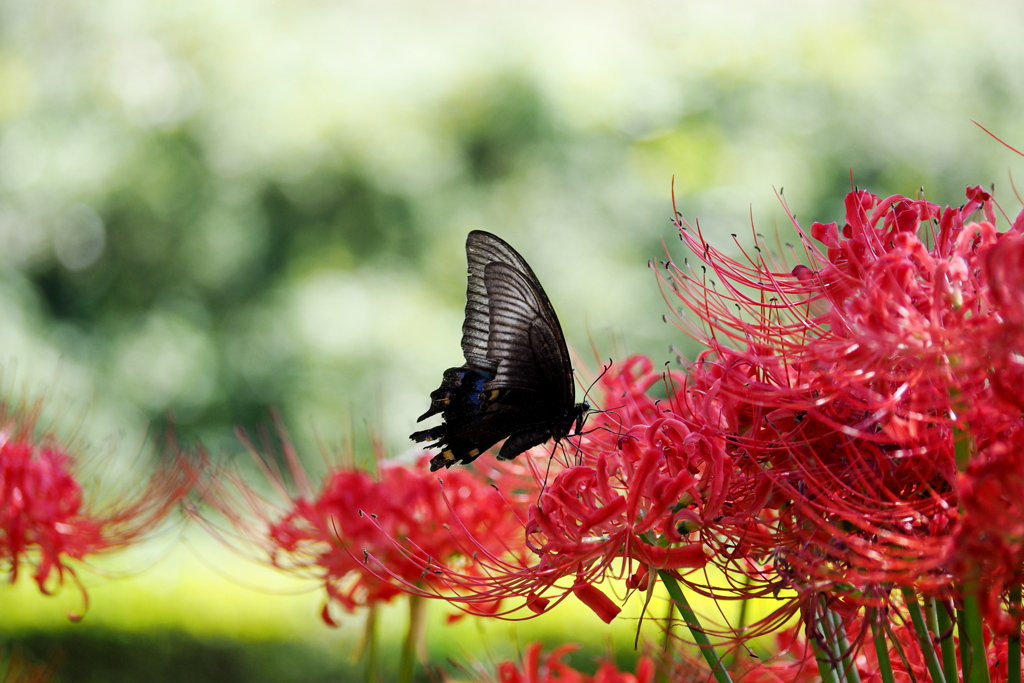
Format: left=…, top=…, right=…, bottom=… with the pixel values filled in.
left=580, top=358, right=613, bottom=410
left=567, top=358, right=614, bottom=445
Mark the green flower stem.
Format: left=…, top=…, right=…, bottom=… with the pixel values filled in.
left=925, top=597, right=940, bottom=641
left=825, top=606, right=861, bottom=683
left=656, top=597, right=675, bottom=683
left=954, top=429, right=972, bottom=472
left=397, top=595, right=426, bottom=683
left=902, top=588, right=946, bottom=683
left=658, top=570, right=732, bottom=683
left=935, top=600, right=958, bottom=683
left=817, top=601, right=844, bottom=677
left=870, top=609, right=897, bottom=683
left=812, top=615, right=839, bottom=683
left=363, top=606, right=378, bottom=683
left=958, top=607, right=972, bottom=682
left=962, top=592, right=991, bottom=683
left=1010, top=586, right=1021, bottom=683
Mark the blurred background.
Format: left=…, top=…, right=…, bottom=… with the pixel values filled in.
left=2, top=0, right=1024, bottom=680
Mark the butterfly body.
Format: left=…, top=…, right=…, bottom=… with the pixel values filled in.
left=411, top=231, right=588, bottom=471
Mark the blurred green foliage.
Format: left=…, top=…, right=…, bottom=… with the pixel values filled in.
left=8, top=631, right=351, bottom=683
left=4, top=1, right=1024, bottom=457
left=2, top=0, right=1024, bottom=680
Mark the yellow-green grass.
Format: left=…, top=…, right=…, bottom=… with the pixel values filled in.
left=1, top=532, right=789, bottom=669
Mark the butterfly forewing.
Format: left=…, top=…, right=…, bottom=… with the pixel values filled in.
left=482, top=262, right=571, bottom=401
left=412, top=230, right=588, bottom=471
left=461, top=231, right=544, bottom=369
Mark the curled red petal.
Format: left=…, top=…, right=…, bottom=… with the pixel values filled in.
left=571, top=580, right=621, bottom=624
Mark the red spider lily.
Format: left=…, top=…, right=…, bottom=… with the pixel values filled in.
left=203, top=428, right=535, bottom=625
left=1, top=439, right=104, bottom=592
left=273, top=458, right=532, bottom=621
left=658, top=185, right=1024, bottom=633
left=0, top=400, right=196, bottom=618
left=382, top=357, right=709, bottom=624
left=521, top=357, right=713, bottom=596
left=489, top=642, right=655, bottom=683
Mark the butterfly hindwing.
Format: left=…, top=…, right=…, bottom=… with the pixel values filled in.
left=411, top=231, right=589, bottom=471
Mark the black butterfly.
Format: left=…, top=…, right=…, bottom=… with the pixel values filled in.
left=411, top=230, right=589, bottom=472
